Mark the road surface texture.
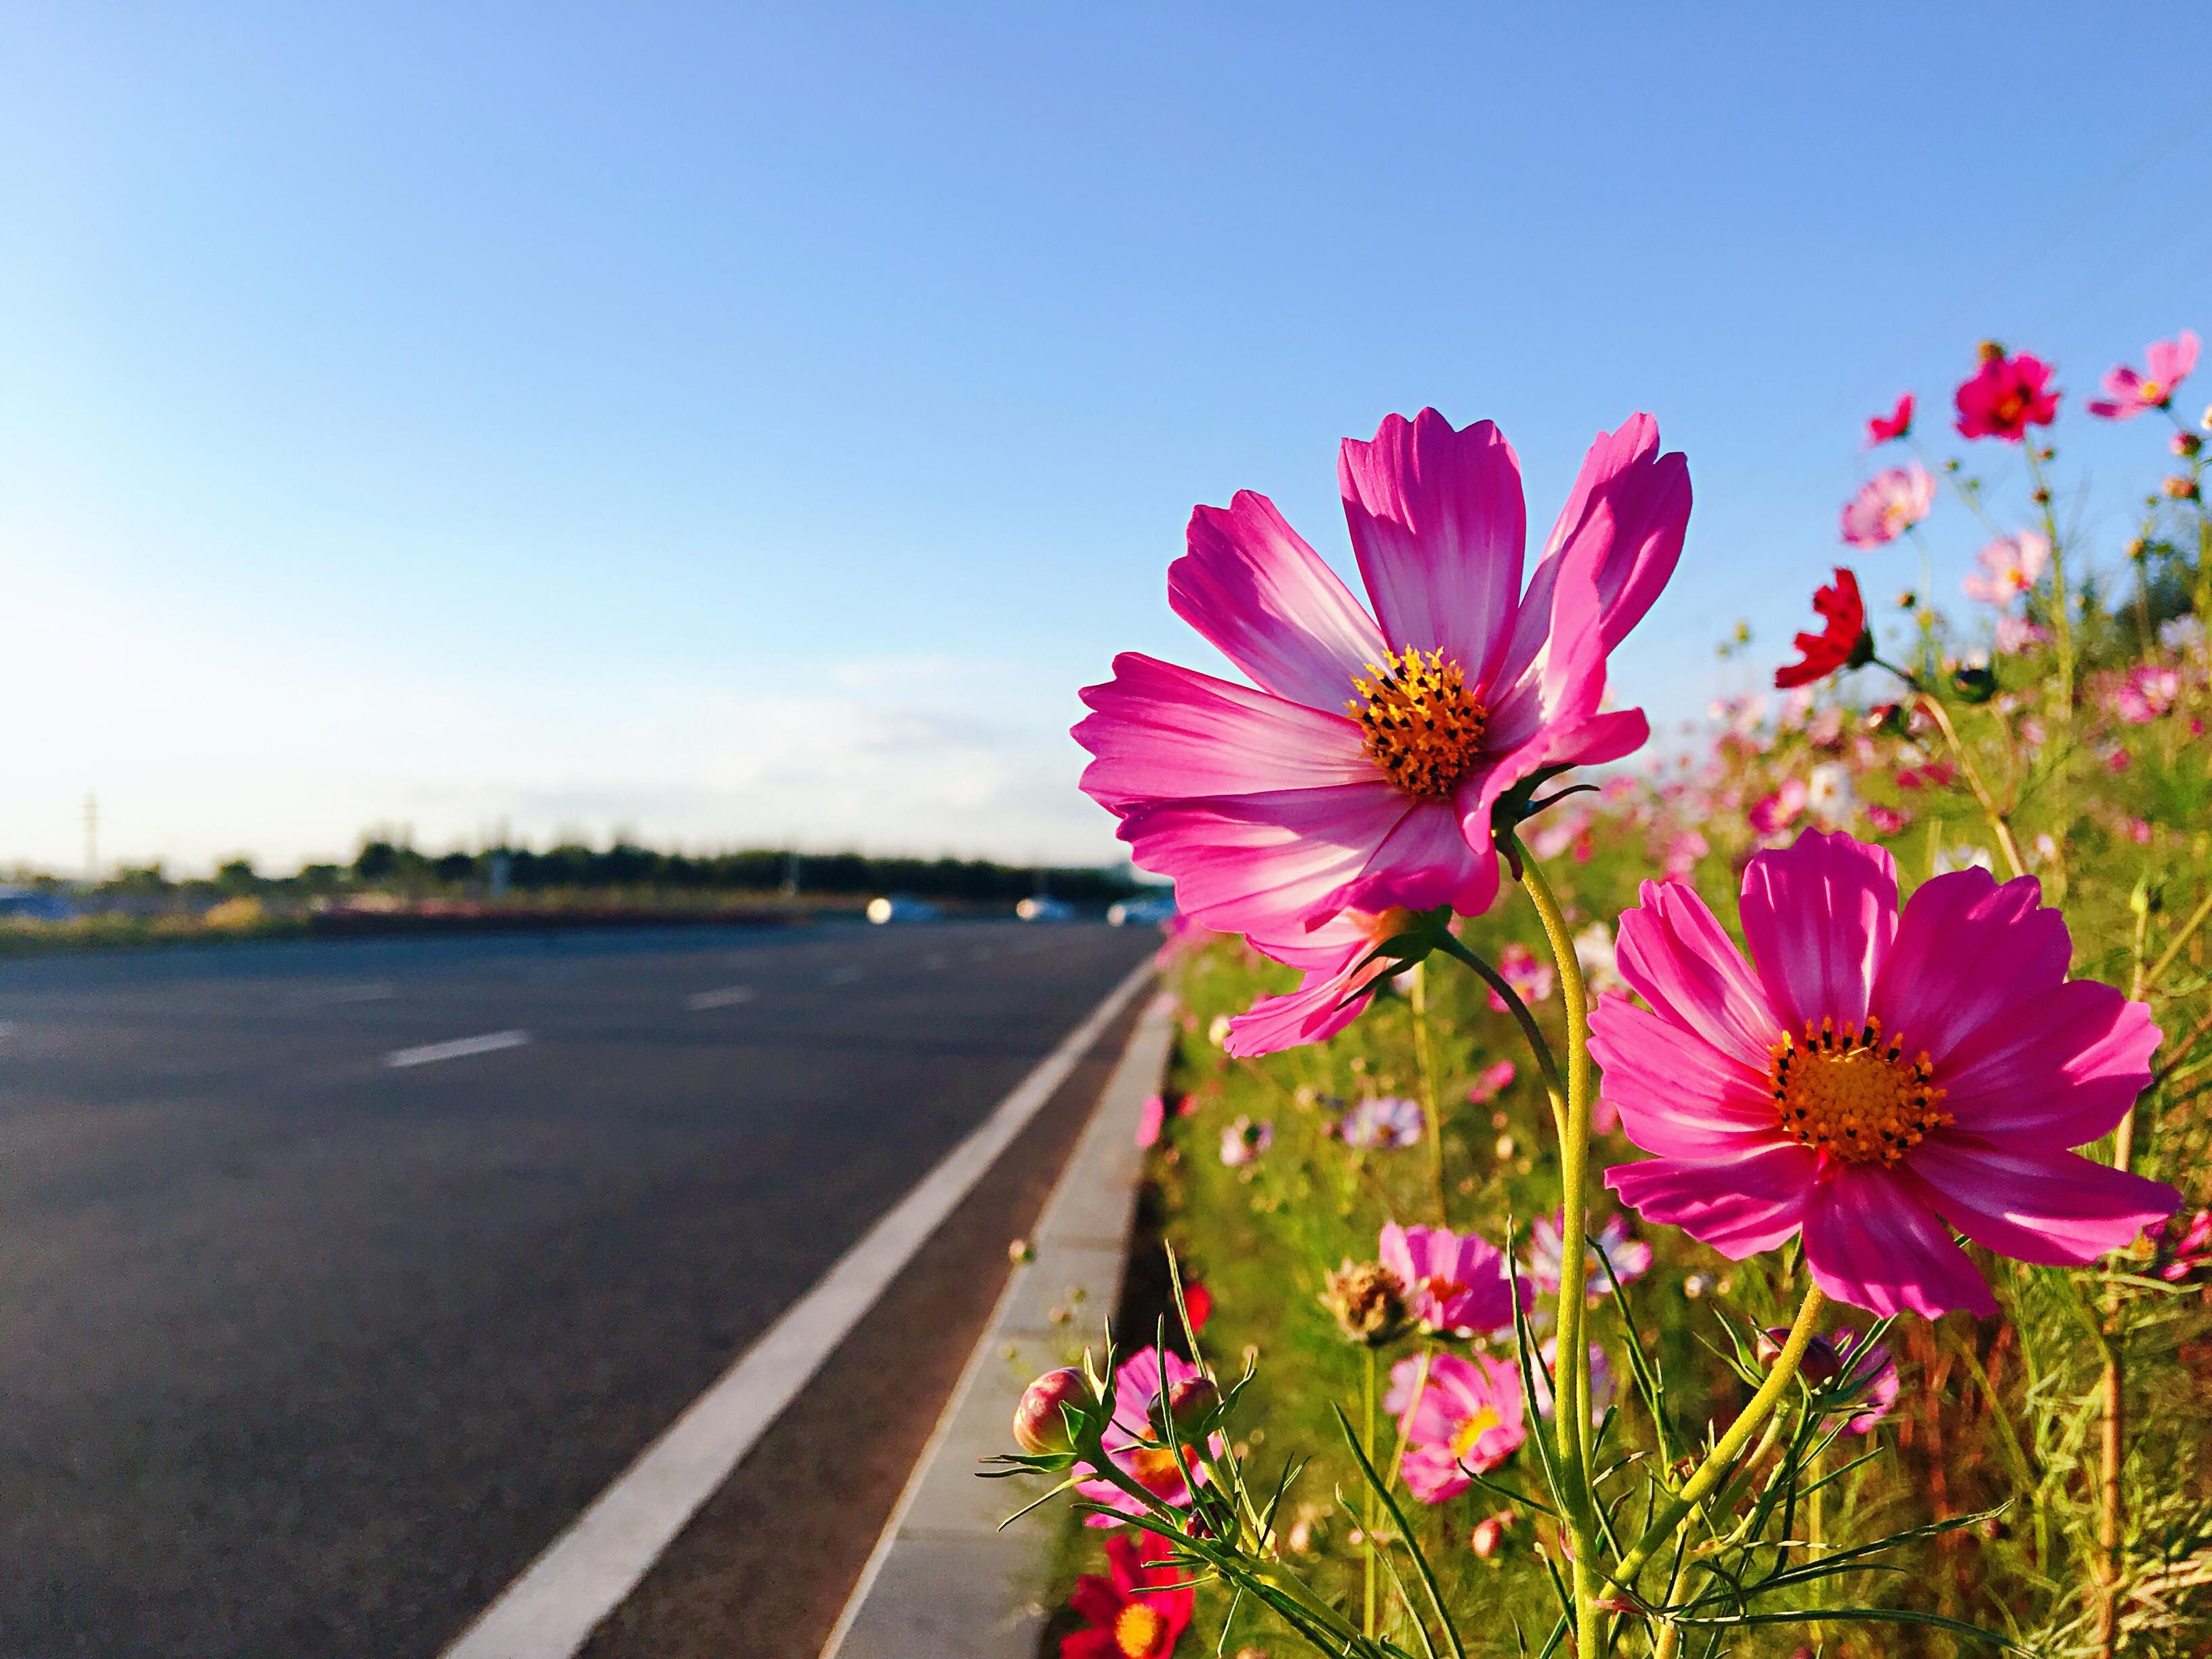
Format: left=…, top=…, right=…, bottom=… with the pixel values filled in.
left=0, top=918, right=1154, bottom=1658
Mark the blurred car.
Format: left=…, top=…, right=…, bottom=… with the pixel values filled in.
left=1015, top=895, right=1075, bottom=922
left=865, top=895, right=942, bottom=924
left=1106, top=895, right=1177, bottom=928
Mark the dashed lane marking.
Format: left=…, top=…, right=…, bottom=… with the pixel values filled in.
left=384, top=1030, right=531, bottom=1069
left=683, top=986, right=756, bottom=1010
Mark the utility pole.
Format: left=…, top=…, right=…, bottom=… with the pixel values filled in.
left=82, top=792, right=98, bottom=885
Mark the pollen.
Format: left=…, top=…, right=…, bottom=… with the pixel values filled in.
left=1113, top=1603, right=1170, bottom=1658
left=1769, top=1015, right=1951, bottom=1166
left=1449, top=1404, right=1503, bottom=1461
left=1347, top=647, right=1488, bottom=798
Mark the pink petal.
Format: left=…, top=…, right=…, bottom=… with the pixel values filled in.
left=1171, top=491, right=1389, bottom=712
left=1906, top=1137, right=2178, bottom=1265
left=1589, top=995, right=1786, bottom=1160
left=1740, top=830, right=1898, bottom=1036
left=1937, top=979, right=2160, bottom=1148
left=2150, top=329, right=2199, bottom=384
left=1799, top=1162, right=1994, bottom=1318
left=1225, top=951, right=1377, bottom=1055
left=1338, top=409, right=1526, bottom=690
left=1481, top=534, right=1608, bottom=752
left=1509, top=414, right=1692, bottom=667
left=1604, top=1141, right=1815, bottom=1258
left=1868, top=868, right=2068, bottom=1064
left=1115, top=785, right=1407, bottom=940
left=1076, top=653, right=1376, bottom=813
left=1612, top=878, right=1782, bottom=1067
left=1316, top=794, right=1502, bottom=922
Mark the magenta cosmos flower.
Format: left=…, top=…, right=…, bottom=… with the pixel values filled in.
left=1955, top=346, right=2060, bottom=441
left=1839, top=464, right=1936, bottom=548
left=1076, top=409, right=1689, bottom=953
left=2087, top=330, right=2199, bottom=420
left=1076, top=1345, right=1212, bottom=1525
left=1386, top=1351, right=1525, bottom=1503
left=1595, top=830, right=2175, bottom=1318
left=1379, top=1221, right=1524, bottom=1337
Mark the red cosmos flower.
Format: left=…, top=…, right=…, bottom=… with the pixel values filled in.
left=1775, top=568, right=1871, bottom=689
left=1063, top=1531, right=1194, bottom=1659
left=1864, top=392, right=1914, bottom=446
left=1955, top=345, right=2060, bottom=441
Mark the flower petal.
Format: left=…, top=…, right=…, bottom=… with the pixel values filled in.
left=1225, top=950, right=1378, bottom=1056
left=1799, top=1162, right=1994, bottom=1318
left=1316, top=794, right=1502, bottom=922
left=1936, top=978, right=2161, bottom=1148
left=1115, top=785, right=1407, bottom=940
left=1906, top=1137, right=2178, bottom=1265
left=1589, top=994, right=1785, bottom=1159
left=1170, top=491, right=1389, bottom=712
left=1612, top=878, right=1782, bottom=1067
left=1604, top=1141, right=1816, bottom=1258
left=1338, top=409, right=1525, bottom=688
left=1869, top=868, right=2068, bottom=1064
left=1076, top=653, right=1376, bottom=813
left=1740, top=830, right=1899, bottom=1035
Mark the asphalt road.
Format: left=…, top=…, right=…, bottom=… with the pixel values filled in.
left=0, top=918, right=1154, bottom=1658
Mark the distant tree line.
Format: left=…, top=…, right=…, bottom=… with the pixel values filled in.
left=87, top=840, right=1147, bottom=906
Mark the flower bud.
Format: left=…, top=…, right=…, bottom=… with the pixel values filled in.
left=2171, top=432, right=2201, bottom=458
left=1011, top=1367, right=1088, bottom=1454
left=2164, top=474, right=2201, bottom=501
left=1757, top=1327, right=1843, bottom=1385
left=1155, top=1374, right=1221, bottom=1435
left=1321, top=1259, right=1410, bottom=1346
left=1470, top=1509, right=1519, bottom=1559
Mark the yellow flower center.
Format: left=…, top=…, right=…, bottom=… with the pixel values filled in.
left=1347, top=647, right=1488, bottom=798
left=1448, top=1404, right=1502, bottom=1461
left=1127, top=1444, right=1189, bottom=1496
left=1114, top=1603, right=1170, bottom=1658
left=2142, top=380, right=2164, bottom=403
left=1769, top=1015, right=1950, bottom=1166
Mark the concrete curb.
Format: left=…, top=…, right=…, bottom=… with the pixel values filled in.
left=821, top=983, right=1175, bottom=1659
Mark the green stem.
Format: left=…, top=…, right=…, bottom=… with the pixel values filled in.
left=1410, top=964, right=1450, bottom=1227
left=1364, top=1345, right=1379, bottom=1640
left=1433, top=928, right=1569, bottom=1142
left=1511, top=839, right=1603, bottom=1659
left=1612, top=1283, right=1830, bottom=1593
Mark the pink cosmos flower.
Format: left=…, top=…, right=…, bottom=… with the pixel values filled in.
left=1135, top=1093, right=1166, bottom=1149
left=2152, top=1209, right=2212, bottom=1284
left=1219, top=1115, right=1273, bottom=1166
left=1955, top=347, right=2060, bottom=442
left=1380, top=1221, right=1525, bottom=1336
left=1222, top=905, right=1412, bottom=1057
left=2087, top=331, right=2199, bottom=420
left=1486, top=941, right=1557, bottom=1012
left=2113, top=664, right=2181, bottom=724
left=1662, top=830, right=1708, bottom=880
left=1076, top=1345, right=1212, bottom=1525
left=1075, top=410, right=1689, bottom=952
left=1994, top=615, right=2050, bottom=656
left=1531, top=1339, right=1616, bottom=1427
left=1595, top=830, right=2176, bottom=1317
left=1386, top=1351, right=1526, bottom=1503
left=1467, top=1059, right=1518, bottom=1104
left=1524, top=1210, right=1653, bottom=1300
left=1867, top=803, right=1912, bottom=836
left=1341, top=1095, right=1425, bottom=1150
left=1865, top=392, right=1914, bottom=447
left=1840, top=466, right=1936, bottom=548
left=1748, top=777, right=1808, bottom=837
left=1961, top=531, right=2050, bottom=607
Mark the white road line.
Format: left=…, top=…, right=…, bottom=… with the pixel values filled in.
left=384, top=1030, right=531, bottom=1069
left=825, top=964, right=861, bottom=985
left=436, top=956, right=1154, bottom=1659
left=683, top=985, right=755, bottom=1011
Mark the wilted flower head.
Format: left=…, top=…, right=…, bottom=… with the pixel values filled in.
left=1219, top=1115, right=1273, bottom=1166
left=1322, top=1258, right=1411, bottom=1345
left=1955, top=344, right=2060, bottom=442
left=1339, top=1095, right=1425, bottom=1150
left=1962, top=531, right=2050, bottom=608
left=1840, top=465, right=1936, bottom=548
left=1379, top=1222, right=1525, bottom=1336
left=2086, top=329, right=2198, bottom=419
left=1387, top=1351, right=1526, bottom=1502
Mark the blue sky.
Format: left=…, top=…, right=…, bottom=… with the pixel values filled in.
left=3, top=4, right=2207, bottom=873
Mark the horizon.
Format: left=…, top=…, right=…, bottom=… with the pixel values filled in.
left=7, top=3, right=2207, bottom=876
